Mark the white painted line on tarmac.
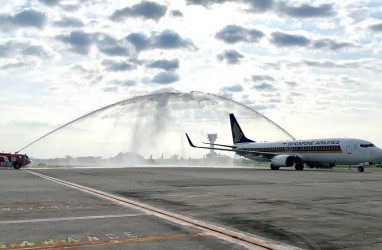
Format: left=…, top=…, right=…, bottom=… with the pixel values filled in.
left=25, top=170, right=302, bottom=250
left=0, top=213, right=145, bottom=224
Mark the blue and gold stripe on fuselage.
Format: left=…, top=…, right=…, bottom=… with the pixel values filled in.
left=239, top=145, right=343, bottom=154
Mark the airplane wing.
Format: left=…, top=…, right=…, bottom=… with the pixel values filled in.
left=201, top=142, right=237, bottom=149
left=185, top=133, right=276, bottom=159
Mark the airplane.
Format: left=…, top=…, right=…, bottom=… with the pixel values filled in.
left=0, top=152, right=32, bottom=169
left=185, top=113, right=382, bottom=172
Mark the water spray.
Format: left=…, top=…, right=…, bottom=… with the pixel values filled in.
left=18, top=92, right=295, bottom=158
left=16, top=93, right=164, bottom=153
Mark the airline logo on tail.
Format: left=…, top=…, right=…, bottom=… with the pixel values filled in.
left=233, top=122, right=243, bottom=143
left=229, top=113, right=254, bottom=144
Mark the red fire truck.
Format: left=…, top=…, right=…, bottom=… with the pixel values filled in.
left=0, top=153, right=32, bottom=169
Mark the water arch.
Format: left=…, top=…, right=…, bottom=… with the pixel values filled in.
left=22, top=91, right=294, bottom=159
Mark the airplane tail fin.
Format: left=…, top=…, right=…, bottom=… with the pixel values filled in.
left=229, top=114, right=254, bottom=144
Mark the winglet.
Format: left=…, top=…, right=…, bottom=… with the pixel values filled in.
left=185, top=133, right=196, bottom=147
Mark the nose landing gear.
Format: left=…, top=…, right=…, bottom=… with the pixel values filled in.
left=357, top=166, right=364, bottom=172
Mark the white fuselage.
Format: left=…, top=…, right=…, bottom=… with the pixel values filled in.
left=235, top=138, right=382, bottom=166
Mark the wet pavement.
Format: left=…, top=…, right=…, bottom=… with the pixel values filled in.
left=1, top=167, right=382, bottom=249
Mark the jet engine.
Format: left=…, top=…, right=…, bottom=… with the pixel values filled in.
left=271, top=155, right=295, bottom=167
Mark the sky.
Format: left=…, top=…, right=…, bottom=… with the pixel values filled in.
left=1, top=0, right=382, bottom=156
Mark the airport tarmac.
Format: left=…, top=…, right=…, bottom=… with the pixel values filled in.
left=1, top=167, right=382, bottom=249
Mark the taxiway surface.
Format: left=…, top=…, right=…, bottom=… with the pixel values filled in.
left=1, top=167, right=382, bottom=249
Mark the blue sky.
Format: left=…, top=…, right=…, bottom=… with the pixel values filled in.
left=1, top=0, right=382, bottom=157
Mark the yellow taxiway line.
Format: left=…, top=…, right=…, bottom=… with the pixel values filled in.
left=10, top=233, right=206, bottom=250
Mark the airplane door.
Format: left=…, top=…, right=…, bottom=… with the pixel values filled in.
left=346, top=143, right=353, bottom=154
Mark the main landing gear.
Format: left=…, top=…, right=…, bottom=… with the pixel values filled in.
left=357, top=166, right=364, bottom=172
left=295, top=163, right=304, bottom=171
left=270, top=164, right=280, bottom=170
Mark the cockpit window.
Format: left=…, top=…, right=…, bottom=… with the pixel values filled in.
left=360, top=144, right=375, bottom=148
